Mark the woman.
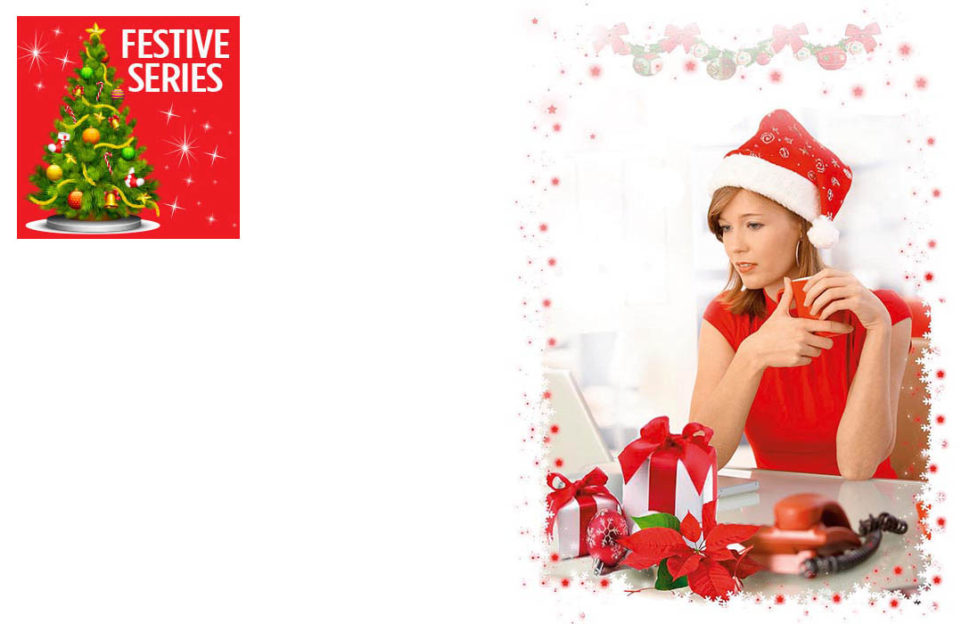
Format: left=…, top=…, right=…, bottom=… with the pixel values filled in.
left=689, top=110, right=912, bottom=480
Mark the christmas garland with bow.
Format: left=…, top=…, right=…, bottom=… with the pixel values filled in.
left=593, top=22, right=881, bottom=78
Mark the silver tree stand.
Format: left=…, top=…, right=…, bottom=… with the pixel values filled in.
left=46, top=215, right=142, bottom=233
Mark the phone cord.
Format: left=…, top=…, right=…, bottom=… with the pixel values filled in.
left=799, top=512, right=908, bottom=579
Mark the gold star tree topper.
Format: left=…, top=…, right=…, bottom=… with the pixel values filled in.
left=86, top=23, right=106, bottom=40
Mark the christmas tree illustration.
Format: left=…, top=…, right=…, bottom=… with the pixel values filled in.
left=27, top=22, right=160, bottom=222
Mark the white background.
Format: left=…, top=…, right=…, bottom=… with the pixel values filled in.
left=0, top=1, right=973, bottom=622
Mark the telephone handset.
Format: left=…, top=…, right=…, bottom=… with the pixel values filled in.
left=744, top=493, right=908, bottom=578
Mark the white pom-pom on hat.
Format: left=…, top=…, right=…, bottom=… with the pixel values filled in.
left=806, top=214, right=839, bottom=249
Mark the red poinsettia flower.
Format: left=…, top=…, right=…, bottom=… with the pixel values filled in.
left=618, top=512, right=763, bottom=600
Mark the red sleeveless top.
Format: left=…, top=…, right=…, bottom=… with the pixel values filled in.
left=702, top=288, right=911, bottom=478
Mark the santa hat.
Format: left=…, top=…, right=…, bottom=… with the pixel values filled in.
left=706, top=109, right=852, bottom=249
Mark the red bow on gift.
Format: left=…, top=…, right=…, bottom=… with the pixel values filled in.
left=545, top=467, right=614, bottom=536
left=593, top=23, right=630, bottom=55
left=771, top=23, right=808, bottom=54
left=661, top=23, right=700, bottom=53
left=617, top=416, right=714, bottom=483
left=845, top=22, right=881, bottom=52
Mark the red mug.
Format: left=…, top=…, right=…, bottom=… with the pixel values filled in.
left=784, top=276, right=848, bottom=338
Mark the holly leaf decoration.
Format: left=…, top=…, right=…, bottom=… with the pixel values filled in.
left=655, top=557, right=689, bottom=590
left=618, top=527, right=688, bottom=570
left=632, top=512, right=680, bottom=531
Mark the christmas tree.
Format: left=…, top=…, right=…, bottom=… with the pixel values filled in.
left=27, top=22, right=160, bottom=221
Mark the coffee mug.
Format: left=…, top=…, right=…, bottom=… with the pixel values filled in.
left=788, top=276, right=848, bottom=338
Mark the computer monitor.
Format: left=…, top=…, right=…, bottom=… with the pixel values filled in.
left=543, top=369, right=613, bottom=476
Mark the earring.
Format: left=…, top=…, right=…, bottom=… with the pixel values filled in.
left=795, top=240, right=801, bottom=266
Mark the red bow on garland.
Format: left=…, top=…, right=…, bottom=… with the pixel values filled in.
left=544, top=467, right=615, bottom=536
left=617, top=416, right=714, bottom=483
left=845, top=22, right=881, bottom=52
left=772, top=23, right=809, bottom=54
left=661, top=23, right=700, bottom=53
left=594, top=23, right=630, bottom=55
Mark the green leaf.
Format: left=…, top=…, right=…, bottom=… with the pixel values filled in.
left=655, top=558, right=689, bottom=590
left=632, top=512, right=681, bottom=531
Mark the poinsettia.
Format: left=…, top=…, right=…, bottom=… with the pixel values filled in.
left=618, top=512, right=763, bottom=601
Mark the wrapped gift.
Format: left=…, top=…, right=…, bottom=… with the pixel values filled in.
left=617, top=416, right=717, bottom=532
left=545, top=468, right=622, bottom=560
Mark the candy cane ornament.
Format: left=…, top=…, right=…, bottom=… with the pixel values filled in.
left=96, top=81, right=104, bottom=101
left=104, top=151, right=113, bottom=176
left=65, top=104, right=77, bottom=123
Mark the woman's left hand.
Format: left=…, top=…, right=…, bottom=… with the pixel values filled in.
left=802, top=268, right=890, bottom=331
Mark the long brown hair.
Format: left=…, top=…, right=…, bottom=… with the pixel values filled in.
left=707, top=186, right=825, bottom=319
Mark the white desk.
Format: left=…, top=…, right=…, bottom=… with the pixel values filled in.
left=549, top=467, right=926, bottom=596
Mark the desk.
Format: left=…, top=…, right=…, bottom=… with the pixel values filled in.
left=549, top=467, right=926, bottom=595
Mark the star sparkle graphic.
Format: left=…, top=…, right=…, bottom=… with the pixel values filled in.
left=162, top=197, right=186, bottom=218
left=160, top=103, right=181, bottom=125
left=19, top=32, right=50, bottom=72
left=57, top=50, right=73, bottom=70
left=205, top=146, right=226, bottom=165
left=164, top=128, right=199, bottom=167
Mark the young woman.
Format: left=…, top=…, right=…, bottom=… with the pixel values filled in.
left=689, top=110, right=912, bottom=480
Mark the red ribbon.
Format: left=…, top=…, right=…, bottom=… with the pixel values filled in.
left=593, top=23, right=630, bottom=55
left=661, top=23, right=700, bottom=53
left=617, top=417, right=715, bottom=514
left=545, top=467, right=615, bottom=544
left=771, top=23, right=808, bottom=54
left=845, top=22, right=881, bottom=53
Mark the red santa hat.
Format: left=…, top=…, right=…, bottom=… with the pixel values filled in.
left=706, top=109, right=852, bottom=249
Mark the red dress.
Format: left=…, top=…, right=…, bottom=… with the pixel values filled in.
left=702, top=288, right=911, bottom=478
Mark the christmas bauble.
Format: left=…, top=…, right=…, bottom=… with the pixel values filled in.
left=816, top=46, right=847, bottom=70
left=585, top=509, right=629, bottom=567
left=111, top=88, right=124, bottom=100
left=756, top=52, right=771, bottom=65
left=845, top=40, right=865, bottom=56
left=691, top=43, right=709, bottom=59
left=80, top=67, right=93, bottom=79
left=707, top=56, right=737, bottom=80
left=46, top=164, right=63, bottom=181
left=735, top=50, right=752, bottom=66
left=795, top=47, right=812, bottom=61
left=82, top=127, right=100, bottom=144
left=121, top=146, right=136, bottom=160
left=632, top=54, right=663, bottom=77
left=68, top=190, right=83, bottom=209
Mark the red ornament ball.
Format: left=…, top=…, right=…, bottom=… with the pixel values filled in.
left=817, top=46, right=847, bottom=71
left=67, top=190, right=83, bottom=209
left=586, top=509, right=629, bottom=567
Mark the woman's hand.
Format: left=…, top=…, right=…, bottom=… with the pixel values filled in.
left=802, top=268, right=890, bottom=332
left=742, top=277, right=854, bottom=369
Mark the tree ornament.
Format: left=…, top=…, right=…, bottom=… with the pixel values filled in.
left=816, top=46, right=847, bottom=70
left=121, top=146, right=136, bottom=160
left=67, top=190, right=83, bottom=209
left=125, top=167, right=145, bottom=188
left=103, top=189, right=119, bottom=209
left=72, top=85, right=84, bottom=98
left=80, top=67, right=94, bottom=79
left=96, top=81, right=105, bottom=100
left=707, top=56, right=737, bottom=80
left=46, top=164, right=63, bottom=181
left=82, top=127, right=101, bottom=144
left=735, top=50, right=752, bottom=66
left=586, top=509, right=629, bottom=568
left=756, top=52, right=772, bottom=65
left=633, top=53, right=663, bottom=76
left=691, top=42, right=709, bottom=59
left=92, top=111, right=105, bottom=123
left=846, top=40, right=865, bottom=55
left=111, top=88, right=125, bottom=100
left=47, top=131, right=70, bottom=153
left=85, top=22, right=106, bottom=40
left=108, top=114, right=120, bottom=129
left=795, top=47, right=812, bottom=61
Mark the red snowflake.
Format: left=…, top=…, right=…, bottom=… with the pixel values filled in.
left=550, top=424, right=559, bottom=433
left=547, top=337, right=557, bottom=346
left=542, top=298, right=552, bottom=307
left=532, top=18, right=538, bottom=25
left=936, top=369, right=945, bottom=379
left=925, top=272, right=934, bottom=282
left=928, top=464, right=938, bottom=473
left=933, top=575, right=942, bottom=584
left=539, top=223, right=548, bottom=232
left=927, top=137, right=936, bottom=146
left=936, top=415, right=945, bottom=424
left=554, top=458, right=564, bottom=468
left=599, top=578, right=610, bottom=588
left=832, top=594, right=842, bottom=603
left=852, top=85, right=865, bottom=97
left=936, top=517, right=946, bottom=528
left=547, top=258, right=556, bottom=266
left=890, top=598, right=899, bottom=608
left=684, top=60, right=697, bottom=72
left=543, top=390, right=552, bottom=400
left=589, top=65, right=602, bottom=78
left=552, top=123, right=561, bottom=132
left=894, top=566, right=903, bottom=575
left=899, top=43, right=912, bottom=56
left=770, top=70, right=782, bottom=83
left=928, top=239, right=937, bottom=248
left=775, top=594, right=785, bottom=604
left=932, top=188, right=941, bottom=198
left=589, top=133, right=596, bottom=140
left=550, top=552, right=559, bottom=562
left=915, top=76, right=928, bottom=89
left=550, top=177, right=560, bottom=186
left=560, top=578, right=570, bottom=587
left=547, top=105, right=557, bottom=114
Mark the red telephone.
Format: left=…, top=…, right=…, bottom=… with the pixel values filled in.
left=744, top=493, right=907, bottom=578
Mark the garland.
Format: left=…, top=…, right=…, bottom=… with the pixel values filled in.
left=593, top=22, right=881, bottom=78
left=28, top=178, right=78, bottom=205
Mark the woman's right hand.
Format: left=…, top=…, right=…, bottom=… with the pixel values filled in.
left=742, top=277, right=854, bottom=369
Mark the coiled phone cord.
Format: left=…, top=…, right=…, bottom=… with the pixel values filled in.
left=799, top=512, right=908, bottom=579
